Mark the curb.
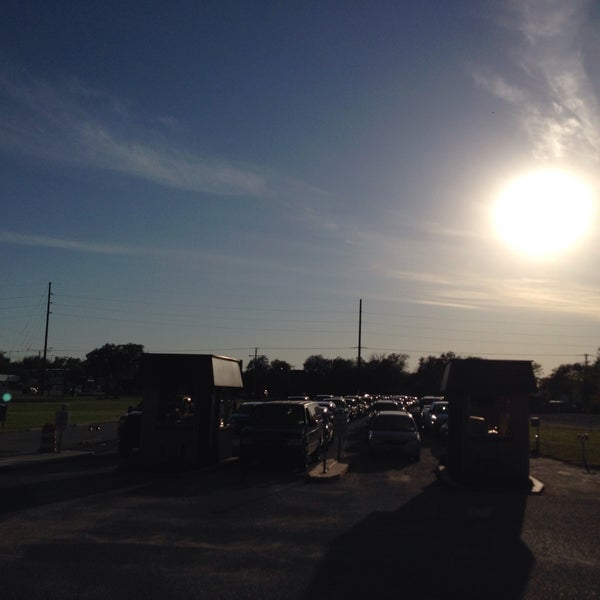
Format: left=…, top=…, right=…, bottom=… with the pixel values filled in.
left=307, top=458, right=349, bottom=481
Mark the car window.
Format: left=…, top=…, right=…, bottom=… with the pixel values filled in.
left=250, top=403, right=306, bottom=426
left=307, top=404, right=318, bottom=421
left=371, top=414, right=416, bottom=432
left=373, top=402, right=400, bottom=411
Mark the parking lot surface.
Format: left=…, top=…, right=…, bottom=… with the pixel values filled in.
left=0, top=424, right=598, bottom=599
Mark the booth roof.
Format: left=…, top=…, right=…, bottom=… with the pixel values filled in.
left=441, top=358, right=537, bottom=395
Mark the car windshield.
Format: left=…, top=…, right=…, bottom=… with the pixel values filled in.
left=371, top=414, right=416, bottom=432
left=373, top=402, right=400, bottom=411
left=250, top=403, right=305, bottom=426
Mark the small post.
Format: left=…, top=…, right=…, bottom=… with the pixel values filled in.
left=89, top=424, right=101, bottom=455
left=578, top=433, right=589, bottom=473
left=54, top=403, right=69, bottom=453
left=334, top=407, right=348, bottom=462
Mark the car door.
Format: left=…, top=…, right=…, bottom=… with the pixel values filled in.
left=305, top=404, right=323, bottom=454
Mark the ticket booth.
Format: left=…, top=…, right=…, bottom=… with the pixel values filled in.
left=441, top=358, right=536, bottom=487
left=139, top=354, right=244, bottom=466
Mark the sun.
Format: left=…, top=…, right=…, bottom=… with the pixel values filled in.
left=492, top=170, right=595, bottom=258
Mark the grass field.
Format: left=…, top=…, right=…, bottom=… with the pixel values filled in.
left=1, top=396, right=140, bottom=432
left=531, top=421, right=599, bottom=470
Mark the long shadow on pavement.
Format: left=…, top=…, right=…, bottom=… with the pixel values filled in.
left=304, top=479, right=534, bottom=600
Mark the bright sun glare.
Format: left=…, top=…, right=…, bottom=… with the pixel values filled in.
left=493, top=170, right=595, bottom=259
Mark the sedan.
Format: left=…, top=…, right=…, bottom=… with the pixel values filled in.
left=367, top=410, right=421, bottom=460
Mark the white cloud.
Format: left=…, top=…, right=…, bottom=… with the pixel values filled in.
left=0, top=73, right=267, bottom=197
left=475, top=0, right=600, bottom=162
left=473, top=72, right=527, bottom=105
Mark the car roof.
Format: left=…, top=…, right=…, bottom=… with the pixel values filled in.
left=264, top=399, right=316, bottom=406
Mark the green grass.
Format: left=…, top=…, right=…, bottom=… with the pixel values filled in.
left=1, top=396, right=140, bottom=432
left=531, top=424, right=599, bottom=469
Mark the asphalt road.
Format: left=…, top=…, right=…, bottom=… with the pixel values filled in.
left=0, top=421, right=598, bottom=600
left=0, top=422, right=119, bottom=457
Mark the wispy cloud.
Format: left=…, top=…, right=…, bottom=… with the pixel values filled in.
left=0, top=231, right=163, bottom=256
left=475, top=0, right=600, bottom=162
left=389, top=267, right=600, bottom=319
left=0, top=72, right=266, bottom=197
left=0, top=229, right=342, bottom=277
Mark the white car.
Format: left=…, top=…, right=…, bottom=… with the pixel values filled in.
left=367, top=410, right=421, bottom=460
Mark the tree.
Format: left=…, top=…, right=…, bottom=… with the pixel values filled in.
left=413, top=352, right=458, bottom=397
left=12, top=355, right=44, bottom=392
left=302, top=355, right=333, bottom=395
left=365, top=353, right=409, bottom=393
left=85, top=343, right=144, bottom=397
left=0, top=351, right=11, bottom=373
left=303, top=354, right=333, bottom=376
left=267, top=359, right=293, bottom=397
left=244, top=354, right=270, bottom=398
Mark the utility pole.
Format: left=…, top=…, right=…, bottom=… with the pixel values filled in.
left=249, top=347, right=258, bottom=399
left=40, top=282, right=52, bottom=397
left=357, top=298, right=362, bottom=395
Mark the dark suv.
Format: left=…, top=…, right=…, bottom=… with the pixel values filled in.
left=239, top=400, right=325, bottom=470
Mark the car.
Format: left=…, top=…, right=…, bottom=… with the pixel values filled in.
left=317, top=401, right=336, bottom=443
left=344, top=396, right=361, bottom=420
left=367, top=410, right=421, bottom=460
left=370, top=399, right=402, bottom=413
left=229, top=401, right=264, bottom=435
left=239, top=400, right=326, bottom=470
left=330, top=396, right=349, bottom=413
left=422, top=400, right=449, bottom=436
left=367, top=399, right=403, bottom=422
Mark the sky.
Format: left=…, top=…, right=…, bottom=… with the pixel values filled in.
left=2, top=0, right=600, bottom=377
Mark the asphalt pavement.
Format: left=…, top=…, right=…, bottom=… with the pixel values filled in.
left=0, top=423, right=599, bottom=599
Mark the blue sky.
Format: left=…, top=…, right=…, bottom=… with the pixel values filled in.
left=2, top=1, right=600, bottom=376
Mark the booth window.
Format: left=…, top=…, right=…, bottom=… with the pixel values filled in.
left=157, top=391, right=195, bottom=426
left=467, top=394, right=512, bottom=438
left=216, top=387, right=235, bottom=428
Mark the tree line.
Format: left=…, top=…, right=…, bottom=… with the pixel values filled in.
left=1, top=345, right=599, bottom=412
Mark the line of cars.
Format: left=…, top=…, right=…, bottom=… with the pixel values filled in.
left=119, top=393, right=448, bottom=466
left=231, top=393, right=435, bottom=468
